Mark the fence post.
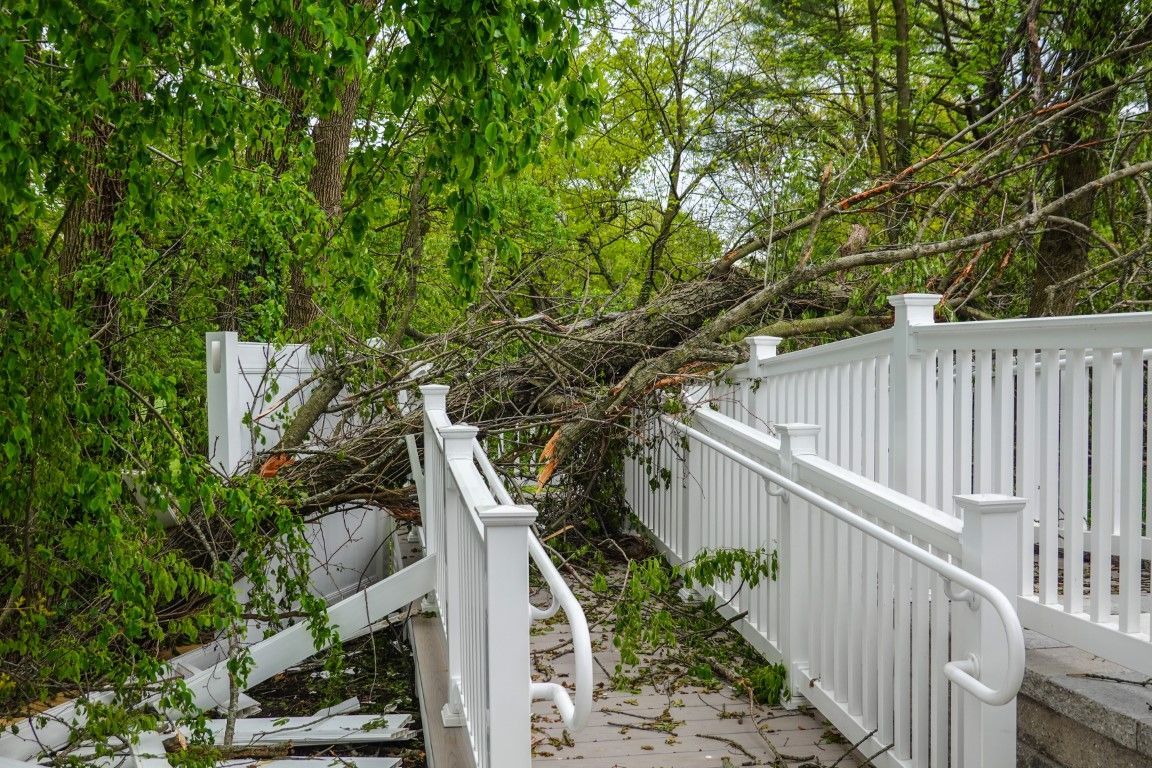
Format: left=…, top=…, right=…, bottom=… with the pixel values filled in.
left=479, top=503, right=539, bottom=768
left=206, top=331, right=243, bottom=476
left=777, top=423, right=820, bottom=704
left=744, top=336, right=781, bottom=429
left=887, top=294, right=940, bottom=497
left=954, top=493, right=1025, bottom=768
left=420, top=385, right=450, bottom=615
left=438, top=422, right=474, bottom=727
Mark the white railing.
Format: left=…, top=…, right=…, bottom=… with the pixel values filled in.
left=626, top=405, right=1026, bottom=768
left=417, top=386, right=592, bottom=768
left=701, top=297, right=1152, bottom=677
left=713, top=334, right=893, bottom=482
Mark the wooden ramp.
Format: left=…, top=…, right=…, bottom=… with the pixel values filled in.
left=530, top=608, right=861, bottom=767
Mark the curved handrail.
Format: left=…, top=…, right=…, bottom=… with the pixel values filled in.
left=661, top=414, right=1026, bottom=707
left=472, top=443, right=558, bottom=620
left=526, top=534, right=593, bottom=731
left=471, top=442, right=593, bottom=730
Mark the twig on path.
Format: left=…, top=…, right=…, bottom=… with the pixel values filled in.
left=696, top=732, right=760, bottom=765
left=828, top=728, right=877, bottom=767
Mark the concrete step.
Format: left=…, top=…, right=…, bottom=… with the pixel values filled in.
left=1017, top=629, right=1152, bottom=768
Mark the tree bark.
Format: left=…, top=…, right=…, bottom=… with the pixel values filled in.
left=286, top=75, right=364, bottom=330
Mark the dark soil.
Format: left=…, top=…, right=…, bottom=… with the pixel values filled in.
left=245, top=615, right=425, bottom=766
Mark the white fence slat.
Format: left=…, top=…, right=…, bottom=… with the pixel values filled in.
left=1118, top=349, right=1144, bottom=634
left=848, top=523, right=864, bottom=715
left=894, top=552, right=912, bottom=761
left=1061, top=349, right=1088, bottom=615
left=862, top=531, right=879, bottom=730
left=930, top=570, right=950, bottom=768
left=201, top=715, right=412, bottom=745
left=1016, top=351, right=1038, bottom=598
left=1038, top=349, right=1061, bottom=605
left=994, top=348, right=1015, bottom=495
left=912, top=557, right=930, bottom=767
left=1089, top=349, right=1117, bottom=623
left=957, top=351, right=974, bottom=498
left=973, top=349, right=993, bottom=493
left=878, top=356, right=891, bottom=488
left=923, top=351, right=939, bottom=508
left=877, top=541, right=895, bottom=747
left=809, top=504, right=824, bottom=683
left=939, top=350, right=956, bottom=517
left=835, top=516, right=850, bottom=702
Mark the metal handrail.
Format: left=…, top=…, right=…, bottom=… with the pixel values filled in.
left=471, top=442, right=593, bottom=731
left=661, top=414, right=1026, bottom=707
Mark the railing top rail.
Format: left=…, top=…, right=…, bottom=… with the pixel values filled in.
left=660, top=411, right=1025, bottom=706
left=795, top=453, right=964, bottom=557
left=443, top=442, right=493, bottom=541
left=686, top=408, right=963, bottom=551
left=913, top=312, right=1152, bottom=352
left=744, top=329, right=893, bottom=378
left=688, top=407, right=785, bottom=470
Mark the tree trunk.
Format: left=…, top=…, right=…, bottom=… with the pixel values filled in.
left=1027, top=131, right=1105, bottom=316
left=59, top=100, right=131, bottom=374
left=891, top=0, right=912, bottom=170
left=382, top=165, right=428, bottom=344
left=286, top=75, right=363, bottom=330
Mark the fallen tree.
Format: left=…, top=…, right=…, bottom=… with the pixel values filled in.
left=268, top=133, right=1152, bottom=530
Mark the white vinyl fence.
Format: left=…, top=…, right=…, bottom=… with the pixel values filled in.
left=416, top=386, right=592, bottom=768
left=705, top=296, right=1152, bottom=677
left=626, top=404, right=1025, bottom=768
left=205, top=332, right=387, bottom=641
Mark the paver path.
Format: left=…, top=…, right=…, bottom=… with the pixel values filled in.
left=529, top=581, right=860, bottom=768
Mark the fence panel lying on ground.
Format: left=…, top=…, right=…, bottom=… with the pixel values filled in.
left=696, top=297, right=1152, bottom=677
left=416, top=386, right=592, bottom=768
left=626, top=403, right=1026, bottom=767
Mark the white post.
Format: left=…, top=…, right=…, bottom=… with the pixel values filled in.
left=438, top=423, right=474, bottom=728
left=420, top=385, right=449, bottom=615
left=479, top=503, right=538, bottom=768
left=206, top=331, right=243, bottom=475
left=887, top=294, right=940, bottom=498
left=777, top=423, right=820, bottom=704
left=954, top=493, right=1025, bottom=768
left=744, top=336, right=781, bottom=429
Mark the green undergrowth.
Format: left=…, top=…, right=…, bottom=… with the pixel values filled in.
left=540, top=528, right=790, bottom=707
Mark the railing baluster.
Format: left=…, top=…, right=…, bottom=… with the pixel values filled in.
left=894, top=550, right=912, bottom=761
left=938, top=350, right=956, bottom=517
left=1060, top=349, right=1088, bottom=615
left=957, top=350, right=974, bottom=498
left=848, top=521, right=864, bottom=715
left=930, top=569, right=950, bottom=768
left=877, top=537, right=894, bottom=746
left=923, top=350, right=939, bottom=508
left=862, top=529, right=878, bottom=730
left=974, top=349, right=993, bottom=493
left=1038, top=348, right=1061, bottom=605
left=1016, top=350, right=1038, bottom=598
left=912, top=556, right=930, bottom=766
left=994, top=348, right=1015, bottom=495
left=1089, top=348, right=1116, bottom=623
left=1118, top=349, right=1144, bottom=633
